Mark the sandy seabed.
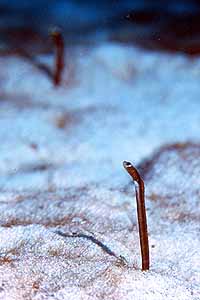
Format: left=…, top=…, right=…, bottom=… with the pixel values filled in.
left=0, top=42, right=199, bottom=299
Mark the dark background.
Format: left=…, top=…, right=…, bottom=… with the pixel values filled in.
left=1, top=0, right=200, bottom=55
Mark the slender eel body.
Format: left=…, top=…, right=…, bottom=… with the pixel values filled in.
left=50, top=28, right=64, bottom=86
left=123, top=161, right=150, bottom=271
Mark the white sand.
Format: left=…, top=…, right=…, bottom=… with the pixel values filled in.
left=0, top=43, right=199, bottom=299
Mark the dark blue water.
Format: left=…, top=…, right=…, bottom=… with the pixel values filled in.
left=1, top=0, right=200, bottom=54
left=0, top=0, right=199, bottom=31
